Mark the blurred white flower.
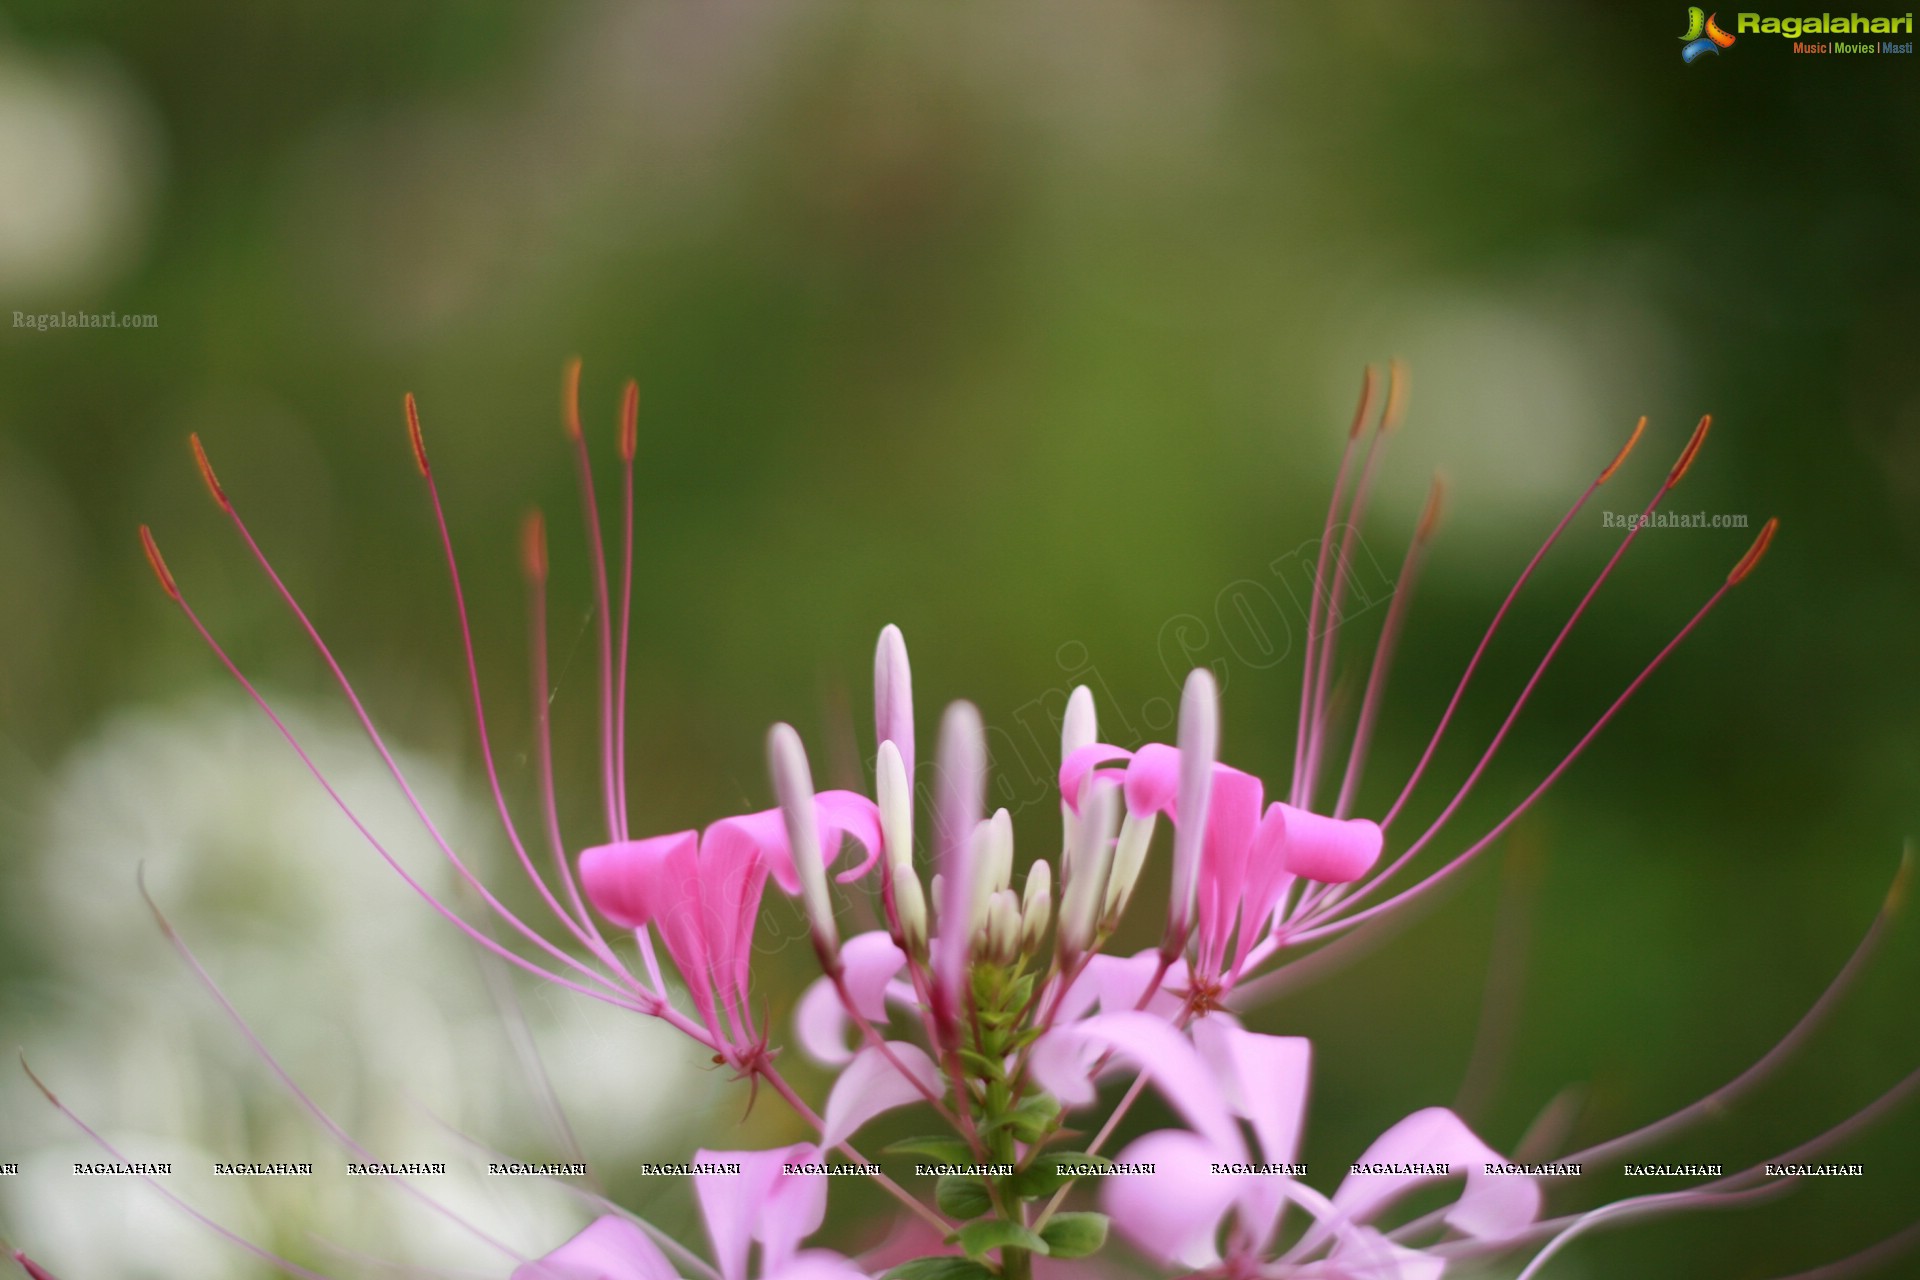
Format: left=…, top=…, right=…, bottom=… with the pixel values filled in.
left=4, top=694, right=707, bottom=1274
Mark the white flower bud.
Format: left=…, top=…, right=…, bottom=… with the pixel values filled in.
left=877, top=739, right=913, bottom=875
left=894, top=866, right=929, bottom=951
left=1058, top=780, right=1118, bottom=958
left=986, top=889, right=1022, bottom=965
left=769, top=722, right=837, bottom=965
left=1102, top=811, right=1158, bottom=928
left=1020, top=860, right=1053, bottom=955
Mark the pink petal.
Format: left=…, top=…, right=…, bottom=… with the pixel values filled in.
left=579, top=831, right=700, bottom=929
left=1323, top=1229, right=1445, bottom=1280
left=695, top=1145, right=825, bottom=1280
left=1332, top=1107, right=1540, bottom=1240
left=793, top=933, right=907, bottom=1064
left=1059, top=743, right=1133, bottom=814
left=1051, top=948, right=1187, bottom=1025
left=1233, top=805, right=1296, bottom=974
left=874, top=623, right=915, bottom=782
left=1275, top=805, right=1383, bottom=884
left=1103, top=1129, right=1235, bottom=1269
left=816, top=790, right=886, bottom=884
left=1191, top=1018, right=1310, bottom=1168
left=1193, top=765, right=1264, bottom=971
left=515, top=1216, right=679, bottom=1280
left=1029, top=1012, right=1239, bottom=1153
left=1122, top=742, right=1182, bottom=818
left=768, top=1254, right=873, bottom=1280
left=708, top=809, right=795, bottom=891
left=820, top=1042, right=941, bottom=1149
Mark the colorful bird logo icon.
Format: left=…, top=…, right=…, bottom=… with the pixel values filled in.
left=1681, top=7, right=1737, bottom=61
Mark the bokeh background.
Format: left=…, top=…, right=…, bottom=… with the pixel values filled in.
left=1, top=1, right=1916, bottom=1276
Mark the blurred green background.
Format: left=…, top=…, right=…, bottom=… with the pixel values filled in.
left=1, top=1, right=1916, bottom=1276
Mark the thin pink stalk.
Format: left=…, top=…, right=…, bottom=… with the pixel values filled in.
left=1331, top=473, right=1444, bottom=822
left=138, top=876, right=526, bottom=1262
left=1292, top=367, right=1376, bottom=807
left=20, top=1057, right=340, bottom=1280
left=140, top=526, right=651, bottom=1013
left=406, top=405, right=623, bottom=968
left=614, top=379, right=639, bottom=836
left=1294, top=555, right=1752, bottom=942
left=561, top=359, right=624, bottom=843
left=1298, top=398, right=1394, bottom=809
left=1378, top=414, right=1646, bottom=833
left=1317, top=417, right=1710, bottom=922
left=1563, top=851, right=1906, bottom=1169
left=181, top=437, right=619, bottom=994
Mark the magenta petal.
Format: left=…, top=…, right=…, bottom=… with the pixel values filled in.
left=709, top=808, right=795, bottom=892
left=579, top=831, right=700, bottom=929
left=695, top=1145, right=825, bottom=1280
left=1032, top=1012, right=1239, bottom=1152
left=1103, top=1130, right=1235, bottom=1269
left=768, top=1254, right=873, bottom=1280
left=1059, top=742, right=1133, bottom=814
left=794, top=933, right=907, bottom=1064
left=842, top=930, right=907, bottom=1019
left=795, top=976, right=854, bottom=1065
left=1276, top=805, right=1383, bottom=884
left=820, top=1041, right=940, bottom=1149
left=1122, top=742, right=1182, bottom=818
left=816, top=790, right=886, bottom=884
left=514, top=1216, right=680, bottom=1280
left=1332, top=1107, right=1540, bottom=1239
left=1324, top=1229, right=1445, bottom=1280
left=1192, top=1018, right=1310, bottom=1168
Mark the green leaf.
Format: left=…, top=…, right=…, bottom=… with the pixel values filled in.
left=958, top=1049, right=1004, bottom=1080
left=883, top=1258, right=998, bottom=1280
left=955, top=1221, right=1051, bottom=1261
left=993, top=1094, right=1060, bottom=1144
left=935, top=1176, right=995, bottom=1220
left=886, top=1136, right=976, bottom=1165
left=1011, top=1151, right=1111, bottom=1199
left=1038, top=1213, right=1109, bottom=1259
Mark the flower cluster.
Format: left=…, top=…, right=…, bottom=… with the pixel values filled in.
left=16, top=363, right=1913, bottom=1280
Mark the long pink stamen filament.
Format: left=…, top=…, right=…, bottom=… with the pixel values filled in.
left=139, top=879, right=526, bottom=1262
left=1298, top=412, right=1391, bottom=808
left=1561, top=854, right=1905, bottom=1168
left=614, top=378, right=639, bottom=844
left=409, top=406, right=632, bottom=975
left=563, top=359, right=624, bottom=843
left=1378, top=414, right=1647, bottom=833
left=147, top=537, right=657, bottom=1014
left=1332, top=473, right=1443, bottom=822
left=1318, top=428, right=1702, bottom=922
left=189, top=468, right=621, bottom=999
left=21, top=1058, right=340, bottom=1280
left=1294, top=569, right=1744, bottom=942
left=1292, top=368, right=1375, bottom=807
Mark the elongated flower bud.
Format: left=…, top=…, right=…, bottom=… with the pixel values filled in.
left=1102, top=811, right=1158, bottom=928
left=879, top=740, right=927, bottom=950
left=1060, top=684, right=1097, bottom=856
left=1020, top=859, right=1053, bottom=955
left=877, top=739, right=913, bottom=874
left=769, top=722, right=838, bottom=968
left=894, top=865, right=929, bottom=950
left=875, top=624, right=915, bottom=782
left=1166, top=668, right=1218, bottom=954
left=985, top=889, right=1022, bottom=965
left=1058, top=779, right=1119, bottom=959
left=932, top=701, right=986, bottom=1032
left=978, top=807, right=1014, bottom=900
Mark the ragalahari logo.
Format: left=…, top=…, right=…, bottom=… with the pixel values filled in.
left=1681, top=7, right=1738, bottom=59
